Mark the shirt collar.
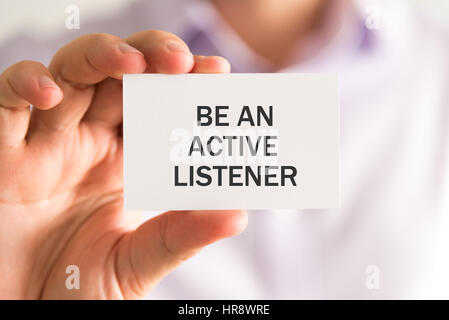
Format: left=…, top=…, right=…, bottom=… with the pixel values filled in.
left=175, top=0, right=376, bottom=73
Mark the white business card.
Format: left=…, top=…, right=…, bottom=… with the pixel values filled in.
left=123, top=73, right=339, bottom=210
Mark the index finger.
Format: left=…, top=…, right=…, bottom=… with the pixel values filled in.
left=126, top=30, right=195, bottom=74
left=50, top=33, right=146, bottom=86
left=29, top=33, right=146, bottom=133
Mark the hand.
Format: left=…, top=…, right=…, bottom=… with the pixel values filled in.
left=0, top=31, right=247, bottom=299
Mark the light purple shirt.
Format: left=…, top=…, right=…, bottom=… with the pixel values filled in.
left=1, top=0, right=449, bottom=299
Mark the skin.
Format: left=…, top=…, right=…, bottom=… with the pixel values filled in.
left=0, top=31, right=247, bottom=299
left=212, top=0, right=327, bottom=68
left=0, top=0, right=327, bottom=299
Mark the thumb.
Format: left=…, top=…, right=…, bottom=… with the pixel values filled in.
left=113, top=210, right=247, bottom=299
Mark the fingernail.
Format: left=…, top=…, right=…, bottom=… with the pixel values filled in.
left=118, top=42, right=143, bottom=55
left=166, top=40, right=190, bottom=53
left=38, top=75, right=59, bottom=89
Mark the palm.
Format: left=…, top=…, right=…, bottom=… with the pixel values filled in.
left=2, top=88, right=136, bottom=298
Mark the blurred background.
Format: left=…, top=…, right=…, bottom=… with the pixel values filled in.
left=1, top=0, right=449, bottom=300
left=1, top=0, right=449, bottom=43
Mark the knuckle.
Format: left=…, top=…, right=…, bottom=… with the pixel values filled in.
left=70, top=33, right=120, bottom=52
left=130, top=29, right=183, bottom=43
left=147, top=29, right=176, bottom=38
left=1, top=60, right=46, bottom=81
left=11, top=60, right=45, bottom=72
left=159, top=213, right=178, bottom=258
left=158, top=213, right=194, bottom=262
left=88, top=32, right=120, bottom=44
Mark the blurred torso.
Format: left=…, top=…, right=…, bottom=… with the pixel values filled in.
left=1, top=0, right=448, bottom=299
